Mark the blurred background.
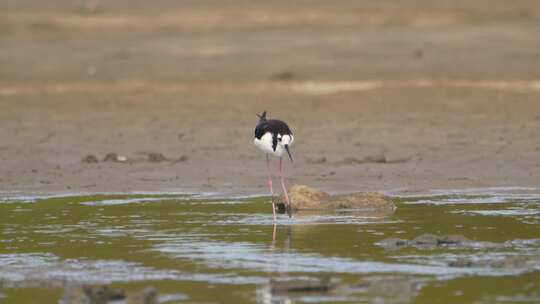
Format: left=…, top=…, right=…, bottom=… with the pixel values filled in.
left=0, top=0, right=539, bottom=194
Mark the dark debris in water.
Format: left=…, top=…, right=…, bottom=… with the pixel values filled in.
left=352, top=276, right=426, bottom=303
left=376, top=234, right=502, bottom=250
left=126, top=286, right=159, bottom=304
left=270, top=277, right=337, bottom=294
left=61, top=285, right=159, bottom=304
left=267, top=276, right=427, bottom=303
left=449, top=255, right=540, bottom=269
left=61, top=285, right=125, bottom=304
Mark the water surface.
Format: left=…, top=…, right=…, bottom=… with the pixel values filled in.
left=0, top=188, right=539, bottom=303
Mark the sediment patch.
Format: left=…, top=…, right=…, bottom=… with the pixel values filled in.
left=280, top=185, right=395, bottom=214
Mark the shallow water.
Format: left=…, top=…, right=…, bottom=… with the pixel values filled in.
left=0, top=188, right=539, bottom=303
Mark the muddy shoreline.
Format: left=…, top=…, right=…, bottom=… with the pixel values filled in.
left=1, top=0, right=540, bottom=196
left=1, top=85, right=538, bottom=197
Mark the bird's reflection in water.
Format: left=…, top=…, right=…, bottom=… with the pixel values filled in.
left=260, top=208, right=394, bottom=303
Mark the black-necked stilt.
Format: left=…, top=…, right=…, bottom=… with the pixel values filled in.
left=253, top=111, right=294, bottom=221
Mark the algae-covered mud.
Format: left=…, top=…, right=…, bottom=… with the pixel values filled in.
left=1, top=188, right=539, bottom=303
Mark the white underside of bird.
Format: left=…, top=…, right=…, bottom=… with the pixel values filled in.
left=253, top=132, right=294, bottom=157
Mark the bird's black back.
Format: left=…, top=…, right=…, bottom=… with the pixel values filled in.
left=255, top=119, right=292, bottom=139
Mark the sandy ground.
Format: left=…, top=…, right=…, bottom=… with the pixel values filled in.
left=0, top=0, right=539, bottom=196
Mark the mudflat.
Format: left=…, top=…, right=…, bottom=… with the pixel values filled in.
left=1, top=0, right=539, bottom=196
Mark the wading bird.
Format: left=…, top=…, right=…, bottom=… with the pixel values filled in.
left=253, top=111, right=294, bottom=221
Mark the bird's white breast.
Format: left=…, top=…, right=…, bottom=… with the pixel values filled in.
left=253, top=132, right=294, bottom=157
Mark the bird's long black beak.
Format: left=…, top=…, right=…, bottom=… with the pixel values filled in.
left=285, top=145, right=293, bottom=162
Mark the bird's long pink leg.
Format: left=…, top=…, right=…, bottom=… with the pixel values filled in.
left=279, top=157, right=292, bottom=217
left=266, top=154, right=276, bottom=221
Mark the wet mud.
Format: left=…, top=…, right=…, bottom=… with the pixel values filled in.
left=1, top=0, right=540, bottom=195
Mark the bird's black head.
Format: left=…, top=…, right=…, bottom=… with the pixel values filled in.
left=256, top=111, right=267, bottom=122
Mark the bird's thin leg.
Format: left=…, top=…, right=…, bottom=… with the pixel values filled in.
left=279, top=157, right=292, bottom=217
left=271, top=222, right=277, bottom=246
left=266, top=154, right=276, bottom=221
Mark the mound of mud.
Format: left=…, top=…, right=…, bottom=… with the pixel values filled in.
left=280, top=185, right=395, bottom=213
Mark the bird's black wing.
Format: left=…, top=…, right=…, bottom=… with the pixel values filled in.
left=266, top=120, right=292, bottom=136
left=272, top=134, right=278, bottom=151
left=268, top=120, right=292, bottom=152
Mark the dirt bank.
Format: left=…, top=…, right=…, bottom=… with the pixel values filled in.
left=1, top=0, right=539, bottom=196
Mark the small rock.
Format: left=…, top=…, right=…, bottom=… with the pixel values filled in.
left=60, top=285, right=88, bottom=304
left=82, top=154, right=98, bottom=164
left=103, top=153, right=127, bottom=163
left=126, top=286, right=158, bottom=304
left=61, top=285, right=125, bottom=304
left=147, top=152, right=167, bottom=162
left=270, top=277, right=336, bottom=293
left=103, top=153, right=118, bottom=162
left=412, top=234, right=472, bottom=246
left=413, top=234, right=440, bottom=245
left=177, top=155, right=188, bottom=162
left=271, top=71, right=295, bottom=81
left=438, top=235, right=470, bottom=245
left=375, top=238, right=410, bottom=250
